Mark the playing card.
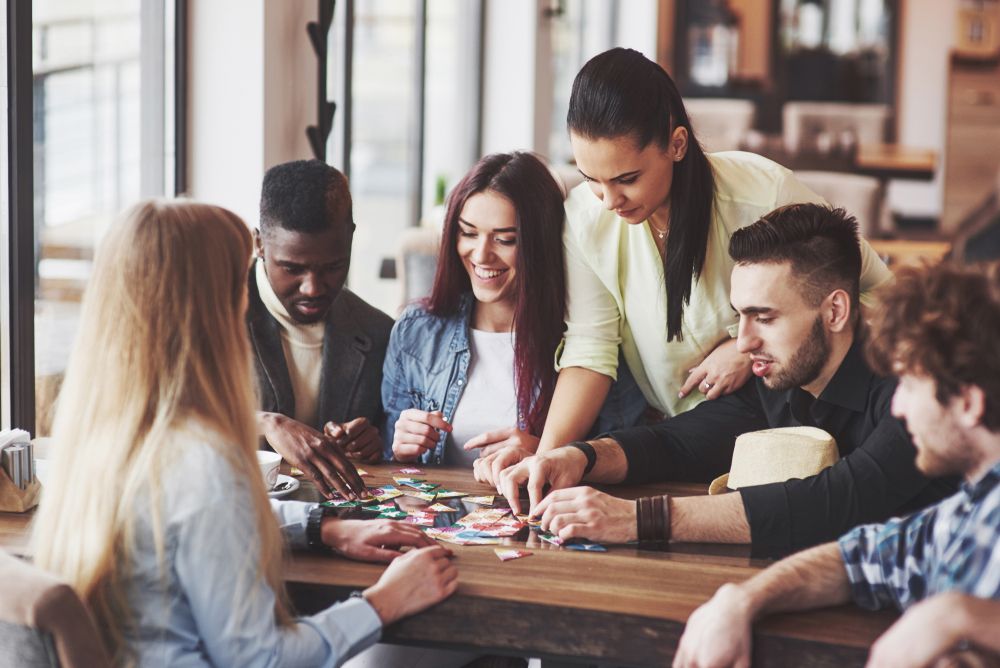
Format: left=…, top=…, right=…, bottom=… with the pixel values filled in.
left=321, top=499, right=359, bottom=508
left=396, top=467, right=423, bottom=475
left=404, top=512, right=436, bottom=526
left=538, top=530, right=564, bottom=546
left=565, top=540, right=608, bottom=552
left=377, top=510, right=408, bottom=520
left=400, top=489, right=438, bottom=502
left=434, top=489, right=468, bottom=499
left=393, top=476, right=424, bottom=486
left=495, top=548, right=533, bottom=562
left=368, top=485, right=404, bottom=502
left=465, top=495, right=495, bottom=505
left=401, top=480, right=440, bottom=492
left=426, top=503, right=458, bottom=513
left=355, top=468, right=370, bottom=477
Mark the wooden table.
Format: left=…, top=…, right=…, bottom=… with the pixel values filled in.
left=0, top=464, right=897, bottom=667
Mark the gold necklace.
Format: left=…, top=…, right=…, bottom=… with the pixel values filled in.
left=648, top=219, right=668, bottom=240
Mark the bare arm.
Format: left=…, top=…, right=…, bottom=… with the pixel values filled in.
left=671, top=493, right=751, bottom=544
left=537, top=367, right=613, bottom=453
left=673, top=542, right=851, bottom=668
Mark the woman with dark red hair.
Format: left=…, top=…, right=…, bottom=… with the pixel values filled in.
left=381, top=151, right=619, bottom=472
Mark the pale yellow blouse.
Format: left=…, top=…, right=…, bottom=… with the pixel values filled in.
left=557, top=151, right=893, bottom=417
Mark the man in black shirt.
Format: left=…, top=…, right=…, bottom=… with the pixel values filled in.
left=498, top=204, right=955, bottom=557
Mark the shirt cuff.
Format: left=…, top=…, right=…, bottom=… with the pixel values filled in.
left=739, top=482, right=793, bottom=558
left=270, top=499, right=317, bottom=550
left=296, top=596, right=383, bottom=666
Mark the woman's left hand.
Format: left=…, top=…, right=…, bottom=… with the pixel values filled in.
left=678, top=338, right=752, bottom=401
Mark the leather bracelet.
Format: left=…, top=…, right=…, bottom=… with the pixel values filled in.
left=636, top=495, right=671, bottom=546
left=566, top=441, right=597, bottom=475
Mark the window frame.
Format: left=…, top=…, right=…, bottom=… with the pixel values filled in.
left=3, top=0, right=188, bottom=433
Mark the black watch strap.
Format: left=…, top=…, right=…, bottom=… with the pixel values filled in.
left=566, top=441, right=597, bottom=475
left=306, top=505, right=334, bottom=553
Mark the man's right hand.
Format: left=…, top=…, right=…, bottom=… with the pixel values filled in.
left=258, top=412, right=366, bottom=499
left=673, top=583, right=755, bottom=668
left=391, top=409, right=451, bottom=462
left=496, top=447, right=589, bottom=515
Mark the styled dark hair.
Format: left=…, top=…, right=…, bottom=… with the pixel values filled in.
left=867, top=261, right=1000, bottom=432
left=567, top=47, right=716, bottom=341
left=259, top=159, right=354, bottom=235
left=427, top=152, right=566, bottom=434
left=729, top=203, right=862, bottom=318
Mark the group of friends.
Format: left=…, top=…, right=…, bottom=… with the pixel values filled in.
left=28, top=47, right=999, bottom=667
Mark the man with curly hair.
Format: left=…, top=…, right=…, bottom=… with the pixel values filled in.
left=675, top=261, right=1000, bottom=668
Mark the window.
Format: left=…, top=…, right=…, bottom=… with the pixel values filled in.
left=26, top=0, right=180, bottom=436
left=327, top=0, right=482, bottom=315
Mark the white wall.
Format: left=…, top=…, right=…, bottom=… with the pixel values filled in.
left=888, top=0, right=958, bottom=218
left=187, top=0, right=317, bottom=226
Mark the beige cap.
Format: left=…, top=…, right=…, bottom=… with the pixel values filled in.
left=708, top=426, right=839, bottom=495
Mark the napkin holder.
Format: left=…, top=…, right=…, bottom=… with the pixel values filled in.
left=0, top=467, right=41, bottom=513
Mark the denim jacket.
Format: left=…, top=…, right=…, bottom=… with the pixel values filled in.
left=381, top=293, right=647, bottom=462
left=381, top=295, right=478, bottom=463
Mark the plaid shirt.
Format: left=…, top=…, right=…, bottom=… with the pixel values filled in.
left=839, top=459, right=1000, bottom=611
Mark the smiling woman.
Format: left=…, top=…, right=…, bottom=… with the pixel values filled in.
left=380, top=152, right=570, bottom=471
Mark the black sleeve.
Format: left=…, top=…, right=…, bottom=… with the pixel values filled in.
left=610, top=381, right=769, bottom=485
left=740, top=393, right=940, bottom=559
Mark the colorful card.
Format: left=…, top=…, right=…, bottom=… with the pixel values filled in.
left=368, top=485, right=403, bottom=502
left=355, top=468, right=370, bottom=477
left=400, top=489, right=438, bottom=502
left=434, top=489, right=468, bottom=499
left=537, top=530, right=564, bottom=546
left=321, top=499, right=359, bottom=508
left=368, top=503, right=398, bottom=513
left=290, top=467, right=305, bottom=477
left=495, top=548, right=533, bottom=562
left=401, top=480, right=440, bottom=492
left=465, top=495, right=495, bottom=505
left=565, top=540, right=608, bottom=552
left=404, top=512, right=436, bottom=526
left=395, top=467, right=423, bottom=475
left=393, top=476, right=424, bottom=486
left=426, top=503, right=458, bottom=513
left=377, top=510, right=408, bottom=520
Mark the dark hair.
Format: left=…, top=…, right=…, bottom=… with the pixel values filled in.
left=427, top=152, right=566, bottom=434
left=867, top=261, right=1000, bottom=432
left=259, top=159, right=354, bottom=235
left=567, top=47, right=716, bottom=341
left=729, top=204, right=862, bottom=318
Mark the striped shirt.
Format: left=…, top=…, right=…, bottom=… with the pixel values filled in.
left=839, top=459, right=1000, bottom=611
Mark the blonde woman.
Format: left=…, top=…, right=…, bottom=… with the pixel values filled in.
left=31, top=201, right=458, bottom=666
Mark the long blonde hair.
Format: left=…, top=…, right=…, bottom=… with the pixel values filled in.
left=31, top=200, right=291, bottom=661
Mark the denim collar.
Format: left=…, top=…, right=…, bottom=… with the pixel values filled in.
left=962, top=458, right=1000, bottom=503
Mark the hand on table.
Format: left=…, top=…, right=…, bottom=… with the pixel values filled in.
left=673, top=583, right=754, bottom=668
left=472, top=444, right=535, bottom=489
left=463, top=427, right=539, bottom=458
left=259, top=412, right=365, bottom=500
left=391, top=409, right=451, bottom=462
left=678, top=338, right=752, bottom=401
left=324, top=417, right=382, bottom=463
left=363, top=545, right=458, bottom=625
left=320, top=518, right=435, bottom=563
left=497, top=447, right=589, bottom=515
left=866, top=592, right=974, bottom=668
left=534, top=486, right=637, bottom=544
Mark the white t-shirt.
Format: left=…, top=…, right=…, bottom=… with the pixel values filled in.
left=444, top=328, right=517, bottom=468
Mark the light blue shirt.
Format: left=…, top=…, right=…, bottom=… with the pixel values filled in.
left=126, top=428, right=382, bottom=667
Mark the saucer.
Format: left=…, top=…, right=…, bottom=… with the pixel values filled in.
left=268, top=474, right=300, bottom=499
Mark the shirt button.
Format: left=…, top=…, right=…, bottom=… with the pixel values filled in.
left=457, top=379, right=464, bottom=386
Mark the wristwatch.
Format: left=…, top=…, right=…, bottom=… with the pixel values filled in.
left=306, top=505, right=335, bottom=553
left=566, top=441, right=597, bottom=475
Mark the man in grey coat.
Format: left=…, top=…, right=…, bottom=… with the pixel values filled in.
left=249, top=160, right=392, bottom=497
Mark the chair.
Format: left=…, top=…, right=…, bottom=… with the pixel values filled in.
left=782, top=102, right=890, bottom=154
left=795, top=170, right=886, bottom=238
left=684, top=98, right=756, bottom=153
left=0, top=549, right=111, bottom=667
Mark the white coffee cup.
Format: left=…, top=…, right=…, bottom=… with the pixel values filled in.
left=256, top=450, right=282, bottom=490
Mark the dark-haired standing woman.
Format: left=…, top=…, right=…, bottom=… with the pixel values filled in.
left=478, top=48, right=893, bottom=480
